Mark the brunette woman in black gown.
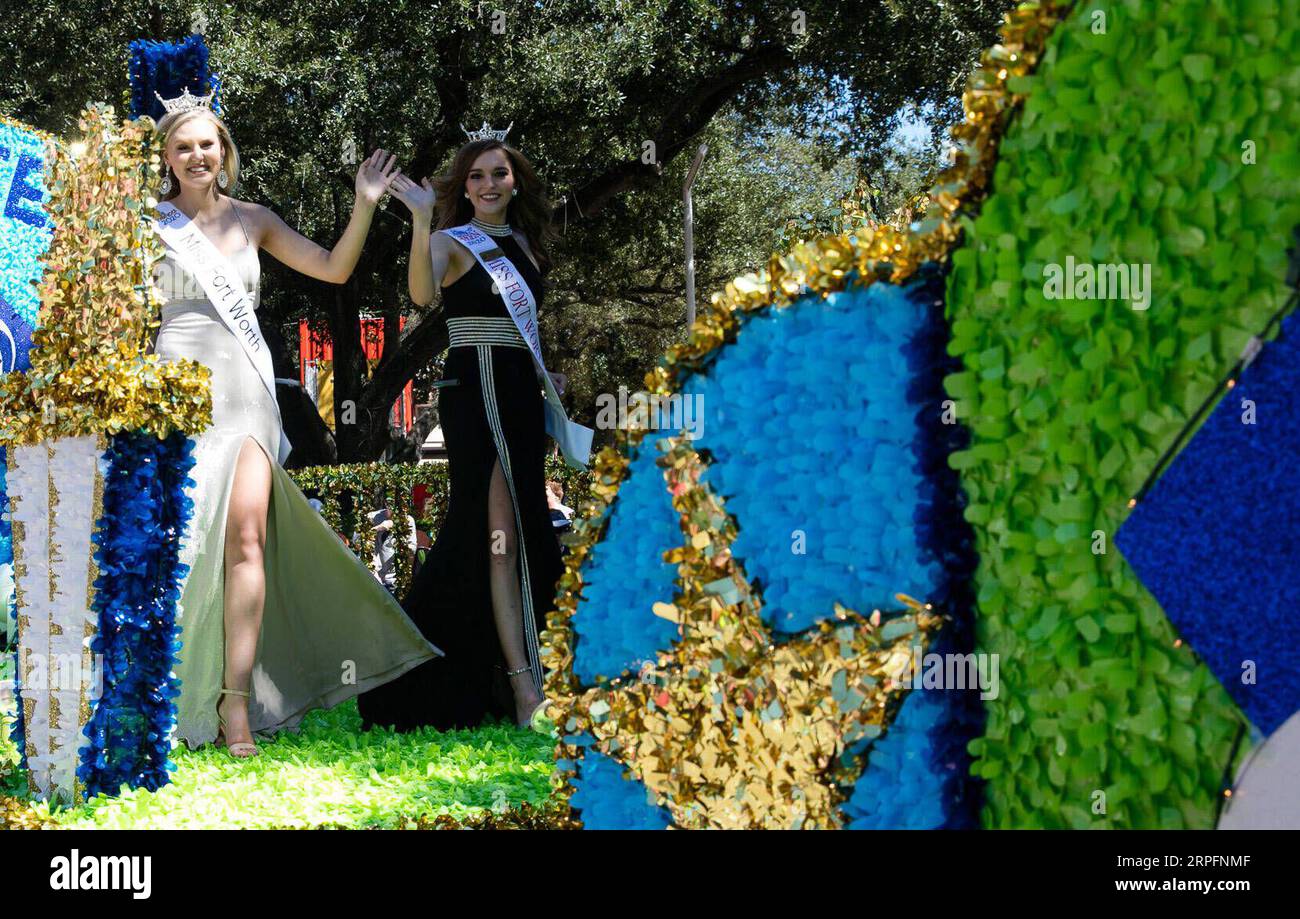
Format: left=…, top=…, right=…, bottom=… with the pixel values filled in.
left=358, top=133, right=570, bottom=732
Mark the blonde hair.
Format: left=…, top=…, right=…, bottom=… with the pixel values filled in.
left=155, top=109, right=241, bottom=199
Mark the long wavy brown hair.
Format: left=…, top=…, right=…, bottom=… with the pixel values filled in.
left=432, top=139, right=554, bottom=276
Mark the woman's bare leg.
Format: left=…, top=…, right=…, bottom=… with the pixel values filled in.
left=219, top=437, right=273, bottom=752
left=486, top=457, right=542, bottom=724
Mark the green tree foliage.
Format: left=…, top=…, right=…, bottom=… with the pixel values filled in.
left=1, top=0, right=1006, bottom=461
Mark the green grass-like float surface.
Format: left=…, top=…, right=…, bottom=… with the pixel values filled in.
left=946, top=0, right=1298, bottom=827
left=1, top=665, right=557, bottom=829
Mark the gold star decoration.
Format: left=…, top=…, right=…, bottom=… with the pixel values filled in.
left=544, top=433, right=944, bottom=829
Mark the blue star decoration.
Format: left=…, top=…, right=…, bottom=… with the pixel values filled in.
left=547, top=265, right=985, bottom=829
left=1118, top=310, right=1300, bottom=738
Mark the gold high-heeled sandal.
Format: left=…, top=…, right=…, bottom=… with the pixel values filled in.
left=217, top=687, right=259, bottom=758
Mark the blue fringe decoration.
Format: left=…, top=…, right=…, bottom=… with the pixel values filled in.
left=571, top=440, right=682, bottom=684
left=128, top=34, right=218, bottom=121
left=565, top=265, right=985, bottom=827
left=569, top=749, right=673, bottom=830
left=77, top=430, right=196, bottom=798
left=682, top=281, right=943, bottom=632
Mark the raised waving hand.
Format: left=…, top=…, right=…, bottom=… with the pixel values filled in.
left=355, top=149, right=401, bottom=206
left=389, top=172, right=436, bottom=225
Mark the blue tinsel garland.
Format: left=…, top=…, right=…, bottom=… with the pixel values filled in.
left=77, top=430, right=196, bottom=798
left=128, top=34, right=218, bottom=121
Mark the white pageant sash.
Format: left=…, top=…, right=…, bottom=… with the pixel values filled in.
left=153, top=201, right=293, bottom=465
left=440, top=223, right=593, bottom=469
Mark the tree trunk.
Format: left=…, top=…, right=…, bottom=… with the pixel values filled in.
left=355, top=309, right=450, bottom=461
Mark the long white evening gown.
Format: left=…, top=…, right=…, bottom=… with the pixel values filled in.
left=150, top=205, right=440, bottom=749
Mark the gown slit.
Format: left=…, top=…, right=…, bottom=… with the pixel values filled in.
left=227, top=434, right=274, bottom=537
left=149, top=209, right=441, bottom=748
left=478, top=342, right=544, bottom=694
left=358, top=231, right=563, bottom=732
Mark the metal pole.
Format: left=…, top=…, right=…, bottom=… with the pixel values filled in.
left=682, top=144, right=708, bottom=331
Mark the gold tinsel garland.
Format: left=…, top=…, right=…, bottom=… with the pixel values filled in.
left=391, top=800, right=581, bottom=830
left=0, top=103, right=212, bottom=448
left=541, top=0, right=1073, bottom=828
left=0, top=794, right=54, bottom=829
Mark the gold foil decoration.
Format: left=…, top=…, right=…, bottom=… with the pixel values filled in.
left=0, top=104, right=212, bottom=449
left=0, top=795, right=55, bottom=830
left=393, top=801, right=581, bottom=831
left=542, top=0, right=1071, bottom=828
left=545, top=430, right=943, bottom=828
left=46, top=446, right=59, bottom=603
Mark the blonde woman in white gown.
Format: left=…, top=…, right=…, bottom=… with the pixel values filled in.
left=149, top=103, right=440, bottom=757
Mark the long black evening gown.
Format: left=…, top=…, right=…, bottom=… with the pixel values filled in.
left=358, top=232, right=563, bottom=731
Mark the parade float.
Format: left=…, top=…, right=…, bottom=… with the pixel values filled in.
left=1, top=0, right=1297, bottom=828
left=549, top=0, right=1300, bottom=829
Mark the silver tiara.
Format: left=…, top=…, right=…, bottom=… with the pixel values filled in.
left=460, top=120, right=513, bottom=143
left=155, top=86, right=215, bottom=115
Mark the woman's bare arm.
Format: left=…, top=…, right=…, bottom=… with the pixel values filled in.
left=252, top=149, right=398, bottom=284
left=389, top=172, right=443, bottom=306
left=409, top=219, right=442, bottom=306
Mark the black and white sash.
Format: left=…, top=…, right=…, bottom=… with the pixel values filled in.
left=153, top=201, right=293, bottom=465
left=439, top=223, right=593, bottom=469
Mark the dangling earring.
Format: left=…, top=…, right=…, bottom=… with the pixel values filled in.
left=464, top=192, right=470, bottom=199
left=217, top=168, right=229, bottom=190
left=159, top=167, right=172, bottom=196
left=511, top=188, right=518, bottom=197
